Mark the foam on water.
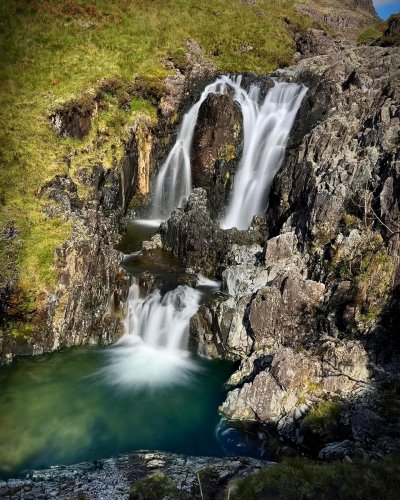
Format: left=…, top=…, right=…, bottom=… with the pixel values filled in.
left=103, top=283, right=202, bottom=389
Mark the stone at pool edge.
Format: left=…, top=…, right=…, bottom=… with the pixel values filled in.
left=0, top=452, right=272, bottom=500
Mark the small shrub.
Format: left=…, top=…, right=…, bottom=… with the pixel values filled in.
left=357, top=25, right=382, bottom=45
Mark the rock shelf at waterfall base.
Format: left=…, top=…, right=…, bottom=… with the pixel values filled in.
left=0, top=452, right=271, bottom=500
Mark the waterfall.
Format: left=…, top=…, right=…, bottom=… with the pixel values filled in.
left=151, top=76, right=306, bottom=228
left=112, top=77, right=305, bottom=388
left=104, top=279, right=219, bottom=388
left=151, top=77, right=235, bottom=219
left=221, top=80, right=307, bottom=230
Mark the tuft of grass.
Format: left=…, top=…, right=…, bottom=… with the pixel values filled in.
left=231, top=455, right=400, bottom=500
left=130, top=472, right=183, bottom=500
left=129, top=98, right=158, bottom=124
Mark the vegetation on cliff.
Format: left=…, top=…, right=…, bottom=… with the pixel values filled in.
left=0, top=0, right=312, bottom=333
left=357, top=13, right=400, bottom=45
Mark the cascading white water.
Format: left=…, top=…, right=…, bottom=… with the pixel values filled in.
left=151, top=77, right=235, bottom=219
left=104, top=277, right=219, bottom=388
left=151, top=75, right=306, bottom=228
left=111, top=77, right=305, bottom=388
left=221, top=80, right=307, bottom=230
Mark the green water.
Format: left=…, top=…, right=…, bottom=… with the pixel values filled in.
left=0, top=347, right=233, bottom=478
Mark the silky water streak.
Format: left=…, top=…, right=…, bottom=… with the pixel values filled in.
left=221, top=80, right=307, bottom=229
left=104, top=281, right=204, bottom=389
left=151, top=77, right=235, bottom=219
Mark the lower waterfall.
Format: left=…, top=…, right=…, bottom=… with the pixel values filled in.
left=103, top=277, right=219, bottom=389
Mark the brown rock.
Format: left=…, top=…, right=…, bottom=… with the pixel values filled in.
left=191, top=92, right=242, bottom=217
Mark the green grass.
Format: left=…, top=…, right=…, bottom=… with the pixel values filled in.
left=0, top=0, right=309, bottom=299
left=301, top=400, right=343, bottom=433
left=232, top=455, right=400, bottom=500
left=357, top=25, right=382, bottom=44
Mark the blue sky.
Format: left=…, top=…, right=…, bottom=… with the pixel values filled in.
left=373, top=0, right=400, bottom=19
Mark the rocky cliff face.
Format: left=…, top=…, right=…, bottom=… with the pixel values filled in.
left=155, top=44, right=400, bottom=460
left=0, top=41, right=218, bottom=365
left=296, top=0, right=377, bottom=41
left=0, top=157, right=131, bottom=364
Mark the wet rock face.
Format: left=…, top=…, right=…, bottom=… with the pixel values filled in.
left=160, top=188, right=266, bottom=277
left=192, top=92, right=242, bottom=217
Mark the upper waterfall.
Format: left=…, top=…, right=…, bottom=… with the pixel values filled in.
left=221, top=80, right=307, bottom=230
left=150, top=76, right=306, bottom=228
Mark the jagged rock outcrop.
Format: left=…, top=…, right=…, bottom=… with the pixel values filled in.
left=156, top=45, right=400, bottom=459
left=191, top=92, right=242, bottom=217
left=0, top=164, right=131, bottom=363
left=296, top=0, right=377, bottom=42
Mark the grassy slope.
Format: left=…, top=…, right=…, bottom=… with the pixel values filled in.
left=0, top=0, right=310, bottom=309
left=231, top=455, right=400, bottom=500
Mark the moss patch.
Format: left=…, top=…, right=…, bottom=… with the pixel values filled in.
left=301, top=400, right=343, bottom=434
